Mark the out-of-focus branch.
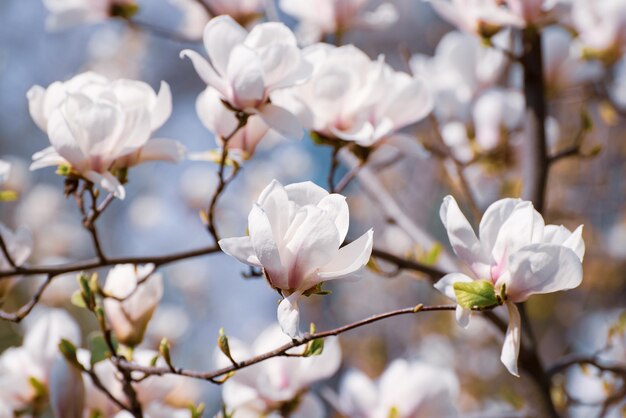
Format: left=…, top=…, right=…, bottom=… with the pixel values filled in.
left=547, top=354, right=626, bottom=378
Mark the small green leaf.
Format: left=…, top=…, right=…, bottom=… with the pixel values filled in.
left=189, top=402, right=206, bottom=418
left=453, top=280, right=499, bottom=309
left=29, top=377, right=47, bottom=398
left=89, top=332, right=116, bottom=365
left=58, top=339, right=80, bottom=367
left=71, top=290, right=87, bottom=308
left=420, top=243, right=442, bottom=266
left=304, top=338, right=324, bottom=357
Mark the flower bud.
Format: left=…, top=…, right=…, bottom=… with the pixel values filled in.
left=49, top=355, right=85, bottom=418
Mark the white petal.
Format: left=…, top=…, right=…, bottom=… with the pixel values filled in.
left=543, top=224, right=585, bottom=262
left=258, top=104, right=304, bottom=139
left=316, top=194, right=350, bottom=243
left=150, top=81, right=172, bottom=131
left=248, top=204, right=287, bottom=289
left=277, top=291, right=302, bottom=338
left=226, top=45, right=266, bottom=106
left=46, top=109, right=87, bottom=169
left=256, top=179, right=290, bottom=243
left=27, top=85, right=48, bottom=132
left=219, top=236, right=262, bottom=267
left=284, top=181, right=329, bottom=207
left=433, top=272, right=474, bottom=302
left=317, top=229, right=373, bottom=281
left=245, top=22, right=297, bottom=49
left=203, top=15, right=247, bottom=76
left=500, top=301, right=521, bottom=377
left=179, top=49, right=229, bottom=96
left=30, top=146, right=67, bottom=170
left=490, top=201, right=545, bottom=266
left=83, top=171, right=125, bottom=200
left=479, top=198, right=523, bottom=254
left=132, top=139, right=186, bottom=165
left=440, top=195, right=491, bottom=278
left=456, top=305, right=472, bottom=328
left=506, top=243, right=583, bottom=302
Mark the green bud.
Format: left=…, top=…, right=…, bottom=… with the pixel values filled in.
left=58, top=339, right=80, bottom=367
left=218, top=328, right=237, bottom=366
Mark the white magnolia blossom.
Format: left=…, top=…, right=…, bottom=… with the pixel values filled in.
left=571, top=0, right=626, bottom=62
left=42, top=0, right=137, bottom=30
left=219, top=180, right=373, bottom=337
left=411, top=31, right=507, bottom=123
left=0, top=309, right=81, bottom=413
left=279, top=0, right=398, bottom=43
left=193, top=86, right=270, bottom=159
left=427, top=0, right=524, bottom=38
left=28, top=72, right=184, bottom=199
left=435, top=196, right=585, bottom=376
left=543, top=26, right=604, bottom=94
left=330, top=359, right=459, bottom=418
left=275, top=43, right=432, bottom=147
left=180, top=16, right=312, bottom=140
left=0, top=223, right=33, bottom=300
left=215, top=325, right=341, bottom=417
left=103, top=264, right=163, bottom=347
left=49, top=356, right=85, bottom=418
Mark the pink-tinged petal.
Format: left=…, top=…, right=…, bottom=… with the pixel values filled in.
left=330, top=121, right=375, bottom=144
left=249, top=203, right=287, bottom=289
left=456, top=305, right=471, bottom=328
left=130, top=139, right=186, bottom=165
left=317, top=229, right=373, bottom=281
left=219, top=236, right=262, bottom=267
left=316, top=194, right=350, bottom=243
left=256, top=180, right=290, bottom=242
left=277, top=291, right=303, bottom=338
left=258, top=104, right=304, bottom=139
left=283, top=206, right=342, bottom=288
left=506, top=243, right=583, bottom=302
left=203, top=15, right=248, bottom=76
left=479, top=198, right=523, bottom=254
left=284, top=181, right=329, bottom=207
left=433, top=272, right=474, bottom=302
left=543, top=224, right=585, bottom=262
left=83, top=171, right=125, bottom=200
left=26, top=85, right=48, bottom=132
left=150, top=81, right=172, bottom=131
left=30, top=146, right=68, bottom=170
left=500, top=301, right=521, bottom=377
left=226, top=45, right=266, bottom=107
left=490, top=201, right=544, bottom=266
left=440, top=195, right=491, bottom=278
left=179, top=49, right=229, bottom=97
left=245, top=22, right=298, bottom=49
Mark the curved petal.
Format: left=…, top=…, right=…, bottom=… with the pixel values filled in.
left=179, top=49, right=229, bottom=97
left=440, top=195, right=491, bottom=278
left=258, top=104, right=303, bottom=139
left=249, top=204, right=287, bottom=289
left=27, top=85, right=48, bottom=132
left=284, top=181, right=328, bottom=207
left=277, top=291, right=302, bottom=338
left=317, top=229, right=373, bottom=281
left=543, top=224, right=585, bottom=262
left=500, top=301, right=521, bottom=377
left=433, top=272, right=474, bottom=302
left=256, top=179, right=290, bottom=243
left=203, top=15, right=247, bottom=76
left=83, top=171, right=125, bottom=200
left=245, top=22, right=298, bottom=49
left=219, top=236, right=262, bottom=267
left=479, top=198, right=522, bottom=254
left=150, top=81, right=172, bottom=131
left=316, top=194, right=349, bottom=243
left=131, top=139, right=186, bottom=165
left=456, top=305, right=472, bottom=328
left=30, top=146, right=67, bottom=170
left=491, top=201, right=545, bottom=266
left=46, top=108, right=87, bottom=169
left=505, top=243, right=583, bottom=302
left=226, top=45, right=266, bottom=107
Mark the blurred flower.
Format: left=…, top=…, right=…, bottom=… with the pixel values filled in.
left=42, top=0, right=138, bottom=30
left=103, top=264, right=164, bottom=347
left=543, top=26, right=604, bottom=94
left=504, top=0, right=564, bottom=26
left=279, top=0, right=398, bottom=44
left=571, top=0, right=626, bottom=63
left=411, top=31, right=507, bottom=123
left=49, top=356, right=85, bottom=418
left=435, top=196, right=585, bottom=375
left=275, top=43, right=432, bottom=147
left=181, top=16, right=312, bottom=139
left=0, top=223, right=33, bottom=300
left=329, top=359, right=459, bottom=418
left=0, top=160, right=10, bottom=184
left=427, top=0, right=524, bottom=38
left=215, top=325, right=341, bottom=417
left=219, top=180, right=373, bottom=337
left=204, top=0, right=265, bottom=25
left=28, top=72, right=184, bottom=199
left=193, top=86, right=270, bottom=159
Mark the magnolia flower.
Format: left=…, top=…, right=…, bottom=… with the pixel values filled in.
left=28, top=72, right=184, bottom=199
left=543, top=26, right=604, bottom=94
left=427, top=0, right=524, bottom=38
left=180, top=16, right=312, bottom=139
left=219, top=180, right=373, bottom=337
left=434, top=196, right=585, bottom=376
left=204, top=0, right=265, bottom=24
left=43, top=0, right=138, bottom=30
left=215, top=325, right=341, bottom=417
left=49, top=356, right=85, bottom=418
left=279, top=0, right=398, bottom=43
left=103, top=264, right=163, bottom=347
left=571, top=0, right=626, bottom=63
left=193, top=86, right=270, bottom=159
left=329, top=359, right=459, bottom=418
left=275, top=44, right=432, bottom=147
left=0, top=223, right=33, bottom=300
left=410, top=31, right=507, bottom=123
